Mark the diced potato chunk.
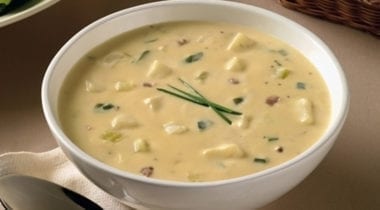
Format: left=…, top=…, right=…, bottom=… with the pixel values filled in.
left=163, top=122, right=188, bottom=135
left=275, top=67, right=290, bottom=79
left=133, top=139, right=150, bottom=153
left=146, top=60, right=172, bottom=79
left=111, top=114, right=139, bottom=129
left=227, top=33, right=256, bottom=52
left=114, top=81, right=135, bottom=92
left=232, top=115, right=252, bottom=129
left=295, top=98, right=314, bottom=124
left=225, top=57, right=246, bottom=72
left=85, top=80, right=104, bottom=93
left=202, top=144, right=245, bottom=158
left=143, top=96, right=162, bottom=111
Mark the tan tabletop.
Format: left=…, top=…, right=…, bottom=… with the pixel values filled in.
left=1, top=1, right=379, bottom=209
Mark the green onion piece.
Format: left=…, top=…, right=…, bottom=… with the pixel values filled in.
left=167, top=85, right=242, bottom=115
left=254, top=157, right=268, bottom=164
left=233, top=97, right=244, bottom=105
left=277, top=49, right=288, bottom=56
left=274, top=60, right=282, bottom=66
left=296, top=82, right=306, bottom=90
left=264, top=136, right=280, bottom=141
left=94, top=103, right=116, bottom=112
left=185, top=52, right=203, bottom=63
left=157, top=78, right=242, bottom=125
left=178, top=78, right=232, bottom=124
left=197, top=120, right=213, bottom=131
left=135, top=50, right=150, bottom=62
left=195, top=71, right=209, bottom=81
left=157, top=88, right=207, bottom=107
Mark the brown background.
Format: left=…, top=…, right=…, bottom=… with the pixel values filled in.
left=0, top=1, right=379, bottom=209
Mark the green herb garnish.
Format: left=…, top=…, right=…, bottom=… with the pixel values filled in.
left=277, top=49, right=288, bottom=56
left=195, top=71, right=209, bottom=82
left=264, top=136, right=280, bottom=141
left=296, top=82, right=306, bottom=90
left=157, top=78, right=242, bottom=124
left=254, top=157, right=268, bottom=164
left=134, top=50, right=150, bottom=62
left=94, top=103, right=116, bottom=112
left=274, top=59, right=282, bottom=66
left=197, top=120, right=213, bottom=131
left=233, top=97, right=244, bottom=105
left=185, top=52, right=203, bottom=63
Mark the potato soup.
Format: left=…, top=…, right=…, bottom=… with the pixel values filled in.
left=59, top=21, right=331, bottom=182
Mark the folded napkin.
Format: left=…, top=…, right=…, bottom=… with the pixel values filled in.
left=0, top=147, right=132, bottom=210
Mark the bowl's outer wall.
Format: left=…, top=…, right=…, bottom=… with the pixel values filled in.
left=42, top=0, right=348, bottom=209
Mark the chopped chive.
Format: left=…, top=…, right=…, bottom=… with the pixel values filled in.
left=157, top=88, right=206, bottom=107
left=195, top=71, right=209, bottom=81
left=197, top=120, right=213, bottom=131
left=274, top=59, right=282, bottom=66
left=277, top=49, right=288, bottom=56
left=178, top=78, right=233, bottom=124
left=185, top=52, right=203, bottom=63
left=134, top=50, right=150, bottom=63
left=296, top=82, right=306, bottom=90
left=167, top=84, right=242, bottom=115
left=157, top=78, right=242, bottom=125
left=233, top=97, right=244, bottom=105
left=254, top=157, right=268, bottom=164
left=94, top=103, right=116, bottom=112
left=263, top=136, right=279, bottom=141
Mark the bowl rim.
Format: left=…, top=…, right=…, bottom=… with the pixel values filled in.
left=42, top=0, right=349, bottom=187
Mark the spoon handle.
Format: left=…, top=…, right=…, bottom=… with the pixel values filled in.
left=0, top=198, right=11, bottom=210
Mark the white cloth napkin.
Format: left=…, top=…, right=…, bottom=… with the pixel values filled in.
left=0, top=147, right=132, bottom=210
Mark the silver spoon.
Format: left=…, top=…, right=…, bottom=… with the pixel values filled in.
left=0, top=174, right=103, bottom=210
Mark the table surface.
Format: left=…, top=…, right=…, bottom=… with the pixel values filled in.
left=1, top=1, right=379, bottom=209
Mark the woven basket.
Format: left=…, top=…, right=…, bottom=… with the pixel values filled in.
left=278, top=0, right=380, bottom=37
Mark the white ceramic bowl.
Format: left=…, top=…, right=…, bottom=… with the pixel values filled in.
left=42, top=0, right=349, bottom=209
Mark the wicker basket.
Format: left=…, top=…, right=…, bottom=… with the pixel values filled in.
left=278, top=0, right=380, bottom=37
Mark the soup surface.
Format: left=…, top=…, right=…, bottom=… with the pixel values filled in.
left=59, top=21, right=330, bottom=182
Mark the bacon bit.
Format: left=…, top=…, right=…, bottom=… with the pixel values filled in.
left=266, top=95, right=280, bottom=106
left=177, top=39, right=189, bottom=46
left=228, top=78, right=240, bottom=85
left=140, top=166, right=154, bottom=177
left=142, top=82, right=154, bottom=87
left=275, top=146, right=284, bottom=153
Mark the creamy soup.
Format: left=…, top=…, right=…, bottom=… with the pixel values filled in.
left=59, top=21, right=330, bottom=182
